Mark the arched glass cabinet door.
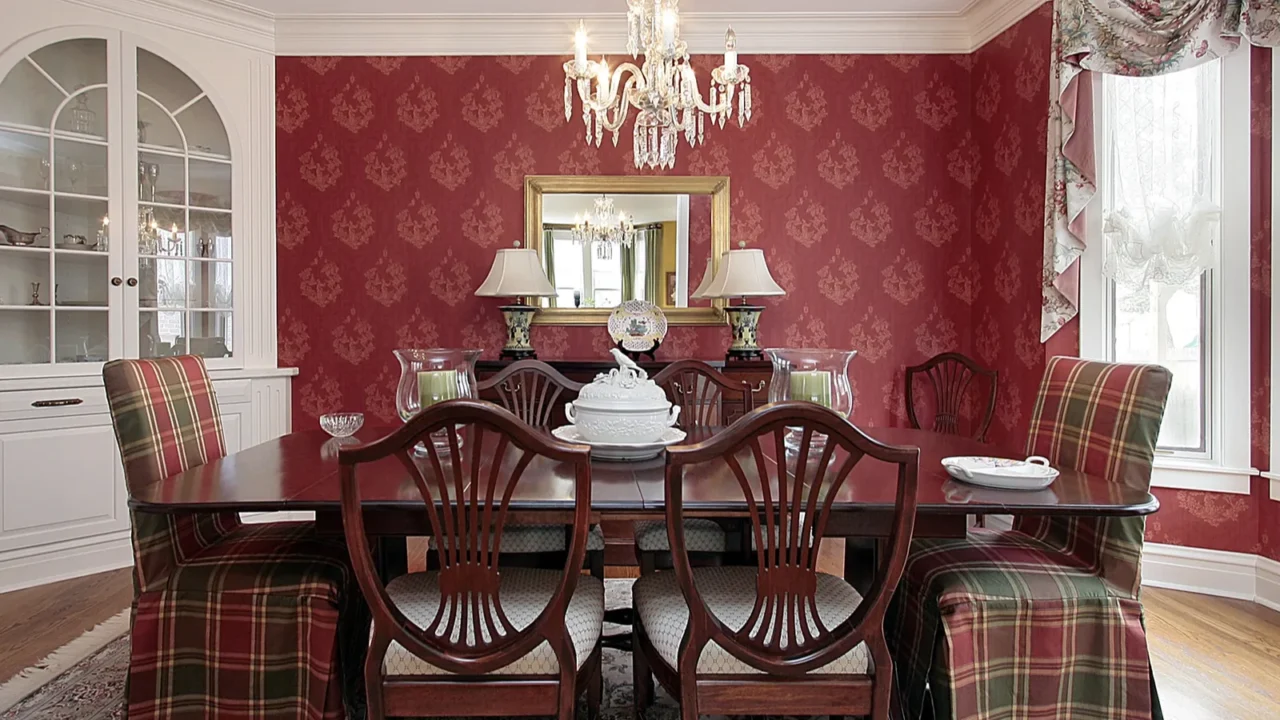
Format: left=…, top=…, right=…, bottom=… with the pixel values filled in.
left=0, top=38, right=112, bottom=366
left=134, top=48, right=233, bottom=361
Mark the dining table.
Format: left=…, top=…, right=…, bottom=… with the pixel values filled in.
left=129, top=424, right=1160, bottom=580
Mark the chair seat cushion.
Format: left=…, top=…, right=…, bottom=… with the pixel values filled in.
left=633, top=566, right=869, bottom=674
left=427, top=525, right=605, bottom=553
left=634, top=519, right=727, bottom=553
left=382, top=568, right=603, bottom=676
left=906, top=528, right=1121, bottom=606
left=166, top=521, right=350, bottom=601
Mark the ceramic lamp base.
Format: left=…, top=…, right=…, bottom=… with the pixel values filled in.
left=724, top=304, right=765, bottom=361
left=499, top=304, right=538, bottom=360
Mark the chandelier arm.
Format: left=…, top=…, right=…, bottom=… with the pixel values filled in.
left=597, top=74, right=641, bottom=133
left=575, top=61, right=644, bottom=114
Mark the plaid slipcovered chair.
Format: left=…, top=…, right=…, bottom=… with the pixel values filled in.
left=888, top=357, right=1172, bottom=720
left=104, top=356, right=363, bottom=719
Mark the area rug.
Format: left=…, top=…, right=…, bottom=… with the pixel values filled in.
left=0, top=581, right=836, bottom=719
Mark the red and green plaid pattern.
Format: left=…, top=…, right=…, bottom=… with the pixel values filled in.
left=104, top=356, right=364, bottom=719
left=888, top=358, right=1171, bottom=720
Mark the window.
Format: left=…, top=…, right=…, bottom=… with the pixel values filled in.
left=1082, top=51, right=1252, bottom=489
left=546, top=230, right=647, bottom=308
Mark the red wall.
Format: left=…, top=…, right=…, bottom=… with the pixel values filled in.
left=276, top=53, right=975, bottom=429
left=276, top=9, right=1277, bottom=560
left=969, top=12, right=1277, bottom=557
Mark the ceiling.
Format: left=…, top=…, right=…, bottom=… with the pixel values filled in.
left=240, top=0, right=976, bottom=14
left=543, top=194, right=681, bottom=225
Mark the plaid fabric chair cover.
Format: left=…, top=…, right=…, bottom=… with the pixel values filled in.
left=888, top=357, right=1171, bottom=720
left=104, top=356, right=363, bottom=719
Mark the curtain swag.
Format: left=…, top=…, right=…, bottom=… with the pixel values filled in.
left=1041, top=0, right=1280, bottom=341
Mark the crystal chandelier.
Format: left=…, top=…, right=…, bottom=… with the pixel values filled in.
left=572, top=194, right=637, bottom=259
left=564, top=0, right=752, bottom=170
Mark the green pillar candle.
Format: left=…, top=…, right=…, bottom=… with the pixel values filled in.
left=789, top=370, right=832, bottom=408
left=418, top=369, right=458, bottom=409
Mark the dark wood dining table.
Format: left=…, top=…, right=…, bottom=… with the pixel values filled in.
left=130, top=425, right=1159, bottom=577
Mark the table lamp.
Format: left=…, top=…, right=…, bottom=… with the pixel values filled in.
left=689, top=255, right=718, bottom=301
left=475, top=245, right=558, bottom=360
left=701, top=245, right=786, bottom=361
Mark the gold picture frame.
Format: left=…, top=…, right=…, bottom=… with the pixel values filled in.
left=524, top=175, right=730, bottom=326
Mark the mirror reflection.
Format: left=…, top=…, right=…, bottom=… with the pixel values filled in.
left=538, top=193, right=713, bottom=310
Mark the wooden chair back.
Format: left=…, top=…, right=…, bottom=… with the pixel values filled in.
left=652, top=360, right=754, bottom=430
left=664, top=401, right=919, bottom=676
left=338, top=398, right=593, bottom=676
left=477, top=360, right=584, bottom=429
left=905, top=351, right=997, bottom=441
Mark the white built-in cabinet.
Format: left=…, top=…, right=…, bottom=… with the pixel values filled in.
left=0, top=3, right=289, bottom=593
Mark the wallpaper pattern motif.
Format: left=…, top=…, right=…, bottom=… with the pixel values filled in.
left=276, top=53, right=976, bottom=431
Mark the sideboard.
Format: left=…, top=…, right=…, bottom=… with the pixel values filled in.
left=475, top=357, right=771, bottom=566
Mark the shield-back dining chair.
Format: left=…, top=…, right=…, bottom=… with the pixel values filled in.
left=103, top=355, right=363, bottom=719
left=632, top=360, right=757, bottom=574
left=905, top=351, right=998, bottom=442
left=632, top=401, right=920, bottom=720
left=339, top=398, right=603, bottom=719
left=474, top=360, right=605, bottom=575
left=888, top=357, right=1172, bottom=720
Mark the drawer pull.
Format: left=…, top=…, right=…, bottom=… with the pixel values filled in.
left=31, top=398, right=84, bottom=408
left=752, top=381, right=766, bottom=392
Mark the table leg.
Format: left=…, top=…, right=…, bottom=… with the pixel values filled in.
left=375, top=536, right=408, bottom=583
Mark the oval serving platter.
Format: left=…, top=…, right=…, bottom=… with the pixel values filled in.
left=607, top=299, right=668, bottom=352
left=941, top=455, right=1059, bottom=490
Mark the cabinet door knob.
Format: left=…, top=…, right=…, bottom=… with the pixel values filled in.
left=111, top=277, right=123, bottom=286
left=126, top=277, right=138, bottom=287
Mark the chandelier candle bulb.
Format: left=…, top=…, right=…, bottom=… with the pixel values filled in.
left=724, top=29, right=738, bottom=75
left=662, top=8, right=677, bottom=47
left=574, top=21, right=587, bottom=71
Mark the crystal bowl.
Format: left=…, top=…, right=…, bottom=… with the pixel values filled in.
left=320, top=412, right=364, bottom=438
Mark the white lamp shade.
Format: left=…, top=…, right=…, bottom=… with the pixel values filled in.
left=475, top=248, right=558, bottom=298
left=690, top=256, right=717, bottom=300
left=700, top=248, right=786, bottom=298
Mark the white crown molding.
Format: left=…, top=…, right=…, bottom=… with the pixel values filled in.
left=69, top=0, right=1046, bottom=56
left=967, top=0, right=1047, bottom=52
left=274, top=11, right=983, bottom=56
left=63, top=0, right=275, bottom=53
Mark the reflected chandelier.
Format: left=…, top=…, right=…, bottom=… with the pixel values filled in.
left=572, top=194, right=637, bottom=259
left=564, top=0, right=752, bottom=170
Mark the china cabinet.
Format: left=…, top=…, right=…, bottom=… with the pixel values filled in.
left=0, top=5, right=284, bottom=592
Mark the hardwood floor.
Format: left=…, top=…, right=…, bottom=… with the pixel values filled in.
left=0, top=568, right=132, bottom=683
left=0, top=566, right=1277, bottom=719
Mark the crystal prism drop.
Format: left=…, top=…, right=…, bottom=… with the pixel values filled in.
left=745, top=79, right=753, bottom=121
left=697, top=110, right=704, bottom=144
left=564, top=77, right=572, bottom=122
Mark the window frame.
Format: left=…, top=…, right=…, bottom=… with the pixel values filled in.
left=1079, top=49, right=1254, bottom=494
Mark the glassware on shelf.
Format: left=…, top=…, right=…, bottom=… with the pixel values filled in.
left=394, top=348, right=482, bottom=449
left=28, top=282, right=42, bottom=306
left=38, top=158, right=50, bottom=189
left=65, top=159, right=81, bottom=192
left=765, top=347, right=858, bottom=452
left=70, top=94, right=96, bottom=135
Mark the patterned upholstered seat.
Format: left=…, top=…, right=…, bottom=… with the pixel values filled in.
left=633, top=518, right=727, bottom=553
left=633, top=566, right=869, bottom=674
left=104, top=355, right=361, bottom=720
left=382, top=568, right=603, bottom=676
left=888, top=357, right=1172, bottom=720
left=428, top=524, right=605, bottom=552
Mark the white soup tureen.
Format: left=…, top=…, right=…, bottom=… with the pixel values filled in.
left=565, top=349, right=681, bottom=444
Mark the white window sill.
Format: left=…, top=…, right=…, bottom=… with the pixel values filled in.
left=1151, top=458, right=1256, bottom=495
left=1263, top=471, right=1280, bottom=501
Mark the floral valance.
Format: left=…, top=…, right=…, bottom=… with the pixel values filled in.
left=1041, top=0, right=1280, bottom=341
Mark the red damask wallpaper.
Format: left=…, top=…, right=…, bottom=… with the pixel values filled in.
left=969, top=12, right=1277, bottom=558
left=277, top=6, right=1277, bottom=559
left=276, top=53, right=977, bottom=433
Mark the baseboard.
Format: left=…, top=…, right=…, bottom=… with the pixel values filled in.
left=0, top=531, right=133, bottom=595
left=1141, top=543, right=1259, bottom=600
left=1143, top=542, right=1280, bottom=611
left=1258, top=556, right=1280, bottom=613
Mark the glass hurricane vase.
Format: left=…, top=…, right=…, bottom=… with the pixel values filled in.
left=765, top=348, right=857, bottom=452
left=394, top=348, right=482, bottom=449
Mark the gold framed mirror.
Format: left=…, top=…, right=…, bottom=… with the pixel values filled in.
left=524, top=175, right=729, bottom=326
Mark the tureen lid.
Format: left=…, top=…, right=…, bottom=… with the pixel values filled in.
left=577, top=349, right=669, bottom=403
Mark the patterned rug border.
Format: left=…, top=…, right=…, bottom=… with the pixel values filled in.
left=0, top=609, right=130, bottom=713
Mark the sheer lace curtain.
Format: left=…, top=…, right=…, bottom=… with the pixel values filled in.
left=1102, top=64, right=1221, bottom=310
